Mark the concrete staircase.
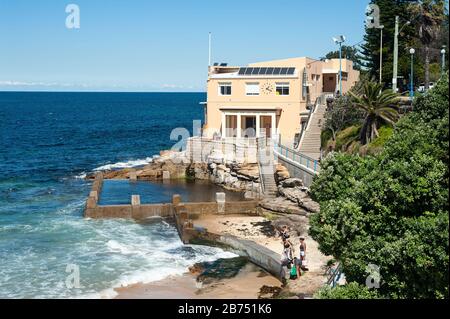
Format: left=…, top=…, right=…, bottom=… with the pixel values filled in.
left=257, top=139, right=278, bottom=197
left=297, top=99, right=327, bottom=160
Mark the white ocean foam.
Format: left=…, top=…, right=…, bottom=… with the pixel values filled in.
left=78, top=288, right=119, bottom=299
left=106, top=239, right=147, bottom=256
left=113, top=267, right=187, bottom=289
left=93, top=157, right=153, bottom=171
left=74, top=172, right=87, bottom=179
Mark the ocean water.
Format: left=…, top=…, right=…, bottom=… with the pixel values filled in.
left=0, top=92, right=237, bottom=299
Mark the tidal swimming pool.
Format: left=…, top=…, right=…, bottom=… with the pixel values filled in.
left=98, top=179, right=246, bottom=205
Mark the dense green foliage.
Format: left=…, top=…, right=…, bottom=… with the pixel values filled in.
left=363, top=125, right=394, bottom=155
left=315, top=282, right=380, bottom=299
left=310, top=74, right=449, bottom=299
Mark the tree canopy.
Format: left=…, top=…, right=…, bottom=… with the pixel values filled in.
left=310, top=73, right=449, bottom=299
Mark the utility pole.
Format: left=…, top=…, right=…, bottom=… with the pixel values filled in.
left=379, top=25, right=384, bottom=84
left=393, top=16, right=410, bottom=93
left=339, top=41, right=342, bottom=94
left=410, top=48, right=415, bottom=99
left=392, top=16, right=399, bottom=92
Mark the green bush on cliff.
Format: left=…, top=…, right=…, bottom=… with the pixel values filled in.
left=334, top=125, right=360, bottom=151
left=310, top=73, right=449, bottom=299
left=314, top=282, right=380, bottom=299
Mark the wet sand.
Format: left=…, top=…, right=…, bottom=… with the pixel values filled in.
left=114, top=263, right=281, bottom=299
left=194, top=214, right=331, bottom=296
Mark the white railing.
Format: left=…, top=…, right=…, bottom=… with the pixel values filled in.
left=186, top=136, right=258, bottom=164
left=274, top=142, right=320, bottom=173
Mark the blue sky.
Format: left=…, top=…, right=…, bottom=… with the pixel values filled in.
left=0, top=0, right=368, bottom=92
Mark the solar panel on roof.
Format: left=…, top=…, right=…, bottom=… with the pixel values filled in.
left=252, top=67, right=261, bottom=75
left=236, top=66, right=295, bottom=76
left=273, top=68, right=282, bottom=75
left=238, top=68, right=246, bottom=75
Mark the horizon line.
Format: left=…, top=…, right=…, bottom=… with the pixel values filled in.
left=0, top=90, right=207, bottom=94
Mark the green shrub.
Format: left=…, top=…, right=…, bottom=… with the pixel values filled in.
left=314, top=282, right=380, bottom=299
left=364, top=125, right=394, bottom=155
left=369, top=126, right=394, bottom=148
left=335, top=125, right=360, bottom=151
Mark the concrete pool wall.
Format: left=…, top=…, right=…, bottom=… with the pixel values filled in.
left=84, top=172, right=258, bottom=219
left=84, top=172, right=283, bottom=281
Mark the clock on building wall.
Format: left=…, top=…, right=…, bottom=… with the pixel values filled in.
left=261, top=82, right=274, bottom=95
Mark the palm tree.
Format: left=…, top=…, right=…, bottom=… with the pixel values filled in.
left=409, top=0, right=446, bottom=90
left=349, top=82, right=400, bottom=145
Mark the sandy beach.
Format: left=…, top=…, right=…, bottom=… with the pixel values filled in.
left=114, top=262, right=281, bottom=299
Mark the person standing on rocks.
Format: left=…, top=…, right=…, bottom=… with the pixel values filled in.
left=280, top=225, right=290, bottom=241
left=299, top=236, right=308, bottom=271
left=281, top=238, right=294, bottom=267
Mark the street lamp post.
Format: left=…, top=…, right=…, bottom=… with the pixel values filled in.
left=409, top=48, right=415, bottom=99
left=441, top=47, right=446, bottom=76
left=392, top=16, right=410, bottom=93
left=333, top=35, right=346, bottom=95
left=379, top=25, right=384, bottom=84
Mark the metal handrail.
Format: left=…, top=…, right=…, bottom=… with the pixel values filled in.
left=274, top=143, right=320, bottom=173
left=326, top=263, right=343, bottom=287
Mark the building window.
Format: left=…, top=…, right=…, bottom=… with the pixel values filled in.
left=245, top=82, right=260, bottom=96
left=316, top=74, right=321, bottom=81
left=342, top=72, right=348, bottom=81
left=219, top=82, right=232, bottom=95
left=276, top=83, right=290, bottom=95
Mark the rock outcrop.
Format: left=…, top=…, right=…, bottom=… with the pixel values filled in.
left=275, top=164, right=290, bottom=183
left=259, top=197, right=308, bottom=216
left=277, top=184, right=320, bottom=213
left=208, top=162, right=262, bottom=198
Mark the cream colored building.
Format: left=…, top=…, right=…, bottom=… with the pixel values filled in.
left=202, top=57, right=359, bottom=147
